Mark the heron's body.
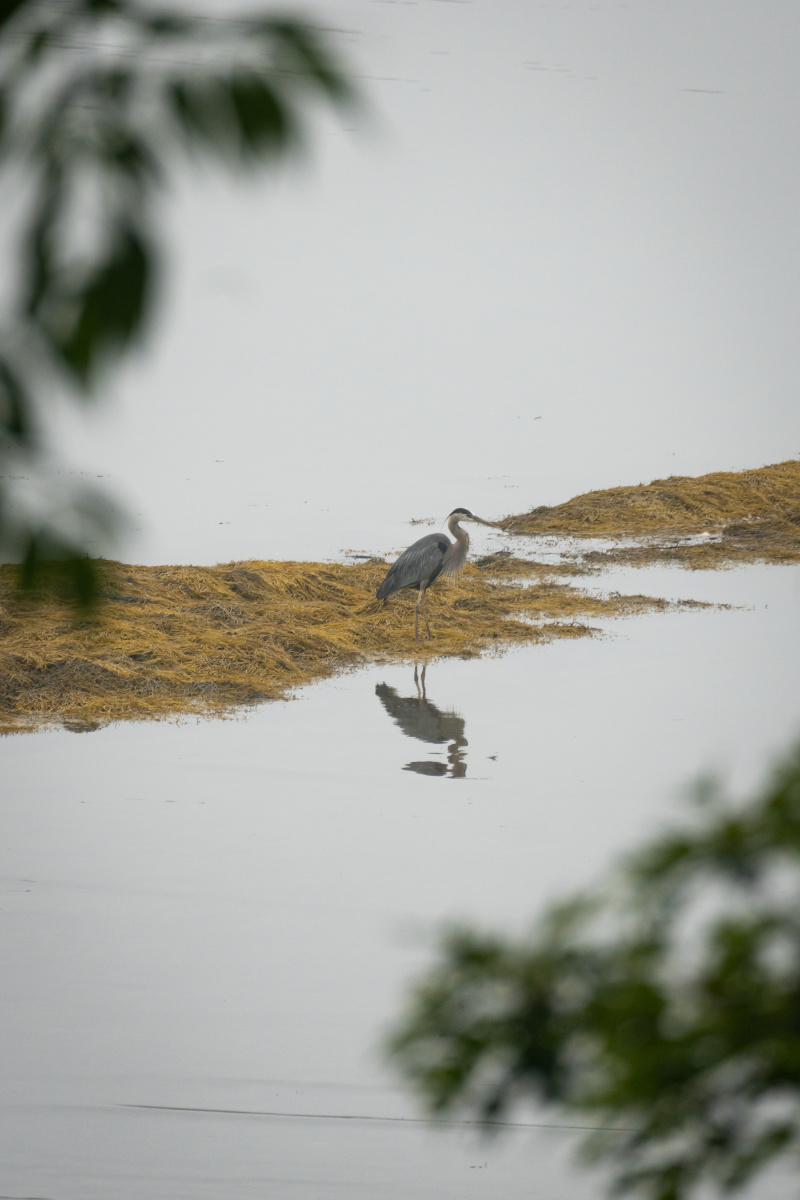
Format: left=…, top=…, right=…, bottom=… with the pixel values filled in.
left=376, top=508, right=498, bottom=640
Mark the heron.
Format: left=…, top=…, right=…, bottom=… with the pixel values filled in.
left=376, top=508, right=500, bottom=641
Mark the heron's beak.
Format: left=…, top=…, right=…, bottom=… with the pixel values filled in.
left=469, top=515, right=503, bottom=529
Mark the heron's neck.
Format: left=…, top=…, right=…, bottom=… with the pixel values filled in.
left=446, top=513, right=470, bottom=551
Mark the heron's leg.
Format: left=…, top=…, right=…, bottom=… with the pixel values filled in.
left=420, top=583, right=433, bottom=640
left=420, top=662, right=427, bottom=697
left=414, top=590, right=421, bottom=642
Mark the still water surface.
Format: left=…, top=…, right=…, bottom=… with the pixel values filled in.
left=2, top=565, right=799, bottom=1198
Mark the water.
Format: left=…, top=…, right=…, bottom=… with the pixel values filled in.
left=2, top=564, right=799, bottom=1198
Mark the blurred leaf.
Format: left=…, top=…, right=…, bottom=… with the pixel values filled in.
left=266, top=20, right=357, bottom=106
left=167, top=78, right=233, bottom=155
left=388, top=743, right=800, bottom=1200
left=228, top=72, right=292, bottom=159
left=0, top=0, right=359, bottom=603
left=99, top=66, right=134, bottom=104
left=20, top=534, right=101, bottom=609
left=86, top=0, right=126, bottom=14
left=105, top=129, right=161, bottom=183
left=0, top=0, right=28, bottom=32
left=22, top=24, right=54, bottom=64
left=139, top=11, right=194, bottom=37
left=0, top=356, right=32, bottom=444
left=58, top=225, right=150, bottom=384
left=24, top=164, right=60, bottom=318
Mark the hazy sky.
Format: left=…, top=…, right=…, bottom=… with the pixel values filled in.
left=49, top=0, right=800, bottom=563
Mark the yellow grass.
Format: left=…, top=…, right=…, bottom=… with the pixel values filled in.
left=0, top=556, right=688, bottom=735
left=504, top=461, right=800, bottom=564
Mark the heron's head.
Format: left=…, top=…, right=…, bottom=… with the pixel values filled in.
left=448, top=508, right=501, bottom=529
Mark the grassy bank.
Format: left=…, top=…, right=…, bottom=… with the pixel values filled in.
left=504, top=460, right=800, bottom=566
left=1, top=556, right=689, bottom=735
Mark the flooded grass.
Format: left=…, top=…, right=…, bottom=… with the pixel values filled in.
left=504, top=460, right=800, bottom=567
left=0, top=556, right=693, bottom=735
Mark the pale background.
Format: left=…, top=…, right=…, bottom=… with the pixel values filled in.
left=41, top=0, right=800, bottom=564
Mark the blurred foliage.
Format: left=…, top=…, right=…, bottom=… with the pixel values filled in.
left=387, top=743, right=800, bottom=1200
left=0, top=0, right=356, bottom=604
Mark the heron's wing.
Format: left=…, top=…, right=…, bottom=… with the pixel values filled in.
left=376, top=534, right=449, bottom=599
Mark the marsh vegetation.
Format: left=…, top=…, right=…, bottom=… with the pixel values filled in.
left=505, top=461, right=800, bottom=569
left=0, top=555, right=684, bottom=734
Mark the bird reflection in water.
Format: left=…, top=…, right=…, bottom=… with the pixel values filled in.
left=375, top=664, right=467, bottom=778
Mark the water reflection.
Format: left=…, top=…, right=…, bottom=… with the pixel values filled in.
left=375, top=665, right=467, bottom=778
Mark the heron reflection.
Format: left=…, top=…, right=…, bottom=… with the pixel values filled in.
left=375, top=664, right=467, bottom=778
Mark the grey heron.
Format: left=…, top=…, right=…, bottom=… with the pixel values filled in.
left=376, top=508, right=500, bottom=641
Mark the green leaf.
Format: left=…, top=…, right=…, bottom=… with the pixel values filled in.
left=387, top=743, right=800, bottom=1199
left=167, top=78, right=232, bottom=156
left=227, top=73, right=292, bottom=159
left=2, top=2, right=358, bottom=610
left=105, top=129, right=161, bottom=183
left=86, top=0, right=125, bottom=14
left=0, top=356, right=33, bottom=445
left=57, top=224, right=151, bottom=384
left=23, top=25, right=54, bottom=65
left=167, top=73, right=295, bottom=164
left=20, top=535, right=101, bottom=609
left=0, top=0, right=29, bottom=32
left=140, top=12, right=194, bottom=37
left=24, top=164, right=61, bottom=318
left=100, top=66, right=133, bottom=103
left=267, top=20, right=357, bottom=106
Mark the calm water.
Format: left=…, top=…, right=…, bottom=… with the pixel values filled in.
left=2, top=564, right=799, bottom=1198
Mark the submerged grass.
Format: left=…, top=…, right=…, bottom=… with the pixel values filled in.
left=504, top=460, right=800, bottom=567
left=0, top=556, right=690, bottom=735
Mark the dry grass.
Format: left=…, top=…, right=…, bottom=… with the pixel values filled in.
left=0, top=556, right=691, bottom=735
left=504, top=461, right=800, bottom=565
